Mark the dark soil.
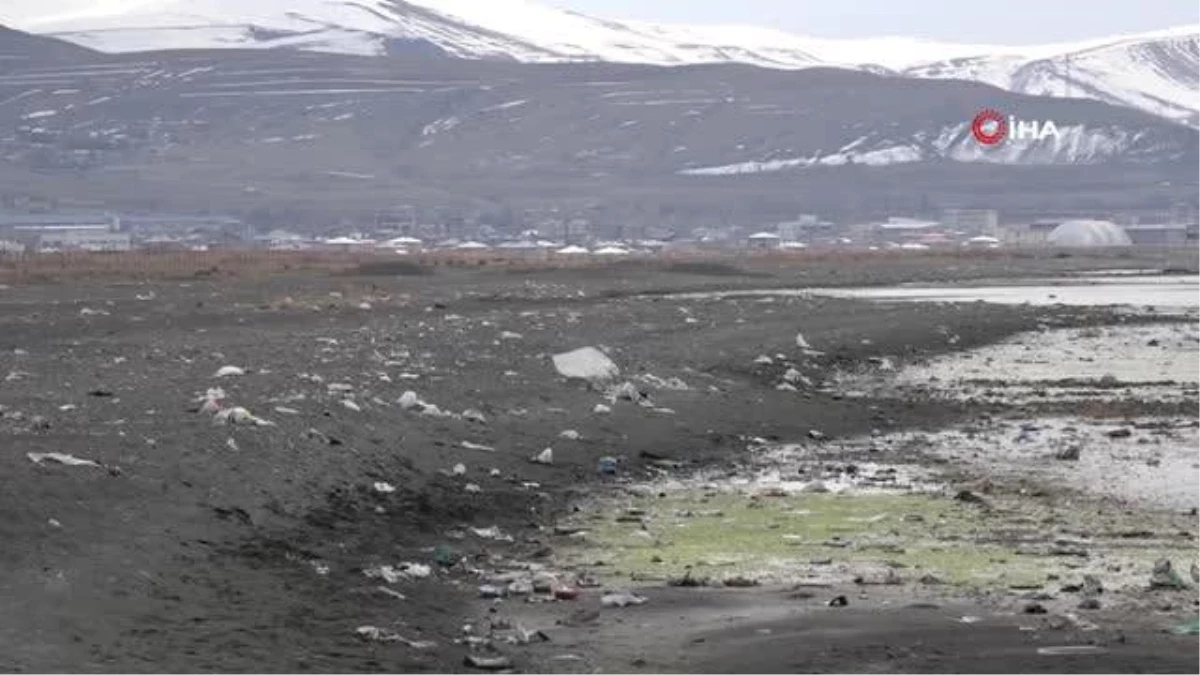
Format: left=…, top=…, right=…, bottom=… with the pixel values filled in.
left=0, top=252, right=1196, bottom=673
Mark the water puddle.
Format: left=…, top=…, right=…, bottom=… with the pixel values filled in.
left=911, top=417, right=1200, bottom=511
left=841, top=321, right=1200, bottom=404
left=669, top=275, right=1199, bottom=311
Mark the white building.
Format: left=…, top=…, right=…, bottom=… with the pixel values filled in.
left=36, top=227, right=132, bottom=252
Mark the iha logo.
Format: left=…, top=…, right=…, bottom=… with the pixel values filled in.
left=971, top=109, right=1061, bottom=146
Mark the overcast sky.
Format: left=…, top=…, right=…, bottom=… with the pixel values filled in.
left=551, top=0, right=1198, bottom=44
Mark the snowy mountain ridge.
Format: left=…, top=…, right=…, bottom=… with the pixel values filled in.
left=2, top=0, right=1196, bottom=125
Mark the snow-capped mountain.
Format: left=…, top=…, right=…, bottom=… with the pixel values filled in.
left=1, top=0, right=1196, bottom=127
left=905, top=27, right=1199, bottom=128
left=0, top=25, right=1193, bottom=228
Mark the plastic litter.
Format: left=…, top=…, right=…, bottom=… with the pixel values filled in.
left=1170, top=617, right=1200, bottom=635
left=27, top=452, right=102, bottom=468
left=601, top=591, right=647, bottom=608
left=1037, top=646, right=1107, bottom=656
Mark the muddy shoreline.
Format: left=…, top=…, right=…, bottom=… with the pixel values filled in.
left=0, top=251, right=1196, bottom=673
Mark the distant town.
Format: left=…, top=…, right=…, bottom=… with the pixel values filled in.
left=0, top=207, right=1196, bottom=257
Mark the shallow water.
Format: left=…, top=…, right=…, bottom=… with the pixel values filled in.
left=868, top=319, right=1200, bottom=398
left=672, top=275, right=1199, bottom=311
left=916, top=418, right=1200, bottom=512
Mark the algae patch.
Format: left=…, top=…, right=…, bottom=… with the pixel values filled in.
left=556, top=485, right=1046, bottom=586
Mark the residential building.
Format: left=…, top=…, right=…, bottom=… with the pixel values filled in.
left=1122, top=223, right=1194, bottom=246
left=941, top=209, right=1000, bottom=235
left=37, top=228, right=132, bottom=252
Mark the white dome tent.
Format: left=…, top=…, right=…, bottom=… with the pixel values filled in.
left=1047, top=220, right=1132, bottom=247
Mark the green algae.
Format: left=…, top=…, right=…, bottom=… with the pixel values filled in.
left=554, top=489, right=1195, bottom=590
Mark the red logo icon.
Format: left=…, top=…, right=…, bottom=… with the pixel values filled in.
left=971, top=109, right=1007, bottom=145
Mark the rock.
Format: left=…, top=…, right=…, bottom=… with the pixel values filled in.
left=795, top=333, right=812, bottom=349
left=213, top=365, right=245, bottom=378
left=753, top=355, right=773, bottom=365
left=462, top=409, right=487, bottom=424
left=827, top=595, right=849, bottom=607
left=593, top=403, right=612, bottom=415
left=1077, top=598, right=1102, bottom=610
left=530, top=448, right=553, bottom=465
left=341, top=399, right=362, bottom=412
left=1192, top=562, right=1199, bottom=583
left=373, top=482, right=395, bottom=493
left=552, top=347, right=619, bottom=383
left=1023, top=602, right=1048, bottom=614
left=1106, top=428, right=1133, bottom=439
left=808, top=429, right=826, bottom=441
left=1082, top=574, right=1103, bottom=597
left=559, top=429, right=581, bottom=440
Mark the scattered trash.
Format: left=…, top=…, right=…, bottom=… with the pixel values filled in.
left=373, top=482, right=396, bottom=494
left=1023, top=603, right=1048, bottom=615
left=355, top=626, right=436, bottom=650
left=601, top=591, right=647, bottom=608
left=463, top=655, right=513, bottom=671
left=433, top=545, right=456, bottom=568
left=593, top=403, right=612, bottom=415
left=470, top=526, right=513, bottom=542
left=461, top=441, right=495, bottom=452
left=398, top=391, right=422, bottom=410
left=960, top=616, right=983, bottom=624
left=342, top=399, right=362, bottom=412
left=224, top=437, right=239, bottom=451
left=452, top=463, right=467, bottom=476
left=530, top=448, right=553, bottom=465
left=553, top=586, right=580, bottom=601
left=364, top=562, right=431, bottom=584
left=606, top=381, right=649, bottom=405
left=27, top=452, right=102, bottom=468
left=213, top=407, right=274, bottom=427
left=827, top=595, right=849, bottom=607
left=560, top=429, right=581, bottom=440
left=1053, top=444, right=1082, bottom=461
left=462, top=409, right=487, bottom=424
left=478, top=584, right=507, bottom=599
left=1037, top=646, right=1107, bottom=656
left=1106, top=428, right=1133, bottom=439
left=597, top=456, right=618, bottom=475
left=553, top=346, right=620, bottom=383
left=377, top=586, right=406, bottom=601
left=213, top=365, right=245, bottom=378
left=1150, top=559, right=1189, bottom=590
left=1169, top=617, right=1200, bottom=635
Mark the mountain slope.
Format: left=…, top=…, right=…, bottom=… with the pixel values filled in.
left=905, top=28, right=1199, bottom=127
left=0, top=0, right=834, bottom=66
left=0, top=24, right=97, bottom=67
left=2, top=1, right=1196, bottom=126
left=0, top=44, right=1192, bottom=228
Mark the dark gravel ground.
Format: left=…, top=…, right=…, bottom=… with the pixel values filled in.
left=0, top=251, right=1196, bottom=673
